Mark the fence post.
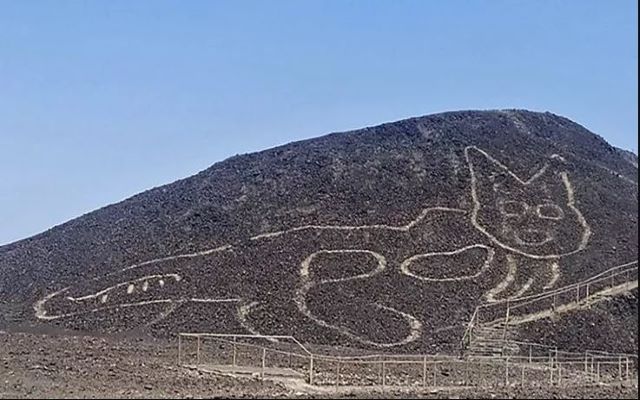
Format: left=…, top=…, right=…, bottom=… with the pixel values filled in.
left=196, top=335, right=201, bottom=365
left=576, top=284, right=580, bottom=303
left=618, top=356, right=623, bottom=381
left=232, top=335, right=237, bottom=367
left=336, top=361, right=340, bottom=390
left=381, top=360, right=386, bottom=390
left=423, top=356, right=427, bottom=388
left=549, top=351, right=554, bottom=384
left=586, top=284, right=590, bottom=308
left=309, top=355, right=314, bottom=385
left=505, top=357, right=509, bottom=386
left=596, top=362, right=600, bottom=383
left=584, top=352, right=588, bottom=376
left=625, top=357, right=630, bottom=382
left=433, top=362, right=437, bottom=387
left=503, top=301, right=510, bottom=341
left=177, top=334, right=182, bottom=365
left=378, top=357, right=383, bottom=388
left=261, top=348, right=266, bottom=379
left=465, top=360, right=470, bottom=385
left=529, top=345, right=532, bottom=363
left=521, top=364, right=525, bottom=387
left=558, top=362, right=562, bottom=385
left=552, top=294, right=556, bottom=312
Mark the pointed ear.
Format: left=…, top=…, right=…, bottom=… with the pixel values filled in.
left=535, top=157, right=571, bottom=201
left=465, top=146, right=521, bottom=201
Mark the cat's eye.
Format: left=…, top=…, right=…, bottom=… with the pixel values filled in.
left=499, top=200, right=528, bottom=217
left=536, top=203, right=564, bottom=220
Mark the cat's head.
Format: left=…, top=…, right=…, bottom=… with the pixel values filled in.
left=465, top=146, right=591, bottom=259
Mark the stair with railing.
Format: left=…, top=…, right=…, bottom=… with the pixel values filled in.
left=461, top=260, right=639, bottom=359
left=465, top=321, right=522, bottom=357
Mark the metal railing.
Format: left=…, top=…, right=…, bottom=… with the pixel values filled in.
left=461, top=260, right=638, bottom=351
left=177, top=333, right=638, bottom=390
left=173, top=262, right=638, bottom=391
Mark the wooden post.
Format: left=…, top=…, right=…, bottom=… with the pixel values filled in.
left=552, top=294, right=556, bottom=312
left=505, top=357, right=509, bottom=386
left=433, top=362, right=437, bottom=387
left=465, top=360, right=470, bottom=385
left=422, top=356, right=427, bottom=388
left=529, top=345, right=532, bottom=363
left=381, top=360, right=386, bottom=390
left=503, top=301, right=510, bottom=342
left=196, top=336, right=201, bottom=365
left=261, top=348, right=266, bottom=379
left=584, top=353, right=588, bottom=376
left=309, top=355, right=314, bottom=385
left=549, top=352, right=554, bottom=384
left=586, top=284, right=590, bottom=308
left=336, top=361, right=340, bottom=390
left=625, top=357, right=630, bottom=382
left=558, top=362, right=562, bottom=384
left=596, top=362, right=600, bottom=383
left=378, top=357, right=383, bottom=387
left=576, top=284, right=580, bottom=303
left=177, top=334, right=182, bottom=365
left=521, top=364, right=525, bottom=387
left=232, top=335, right=237, bottom=367
left=619, top=356, right=623, bottom=381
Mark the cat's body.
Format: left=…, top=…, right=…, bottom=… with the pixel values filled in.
left=35, top=146, right=591, bottom=350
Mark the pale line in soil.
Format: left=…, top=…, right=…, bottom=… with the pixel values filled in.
left=400, top=244, right=495, bottom=282
left=66, top=274, right=182, bottom=302
left=236, top=301, right=279, bottom=343
left=486, top=280, right=639, bottom=327
left=542, top=261, right=560, bottom=290
left=508, top=277, right=534, bottom=300
left=250, top=207, right=466, bottom=240
left=484, top=255, right=517, bottom=303
left=295, top=249, right=423, bottom=347
left=466, top=145, right=591, bottom=260
left=34, top=292, right=241, bottom=321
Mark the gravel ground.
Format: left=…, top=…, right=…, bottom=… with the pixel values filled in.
left=0, top=329, right=290, bottom=399
left=1, top=329, right=637, bottom=399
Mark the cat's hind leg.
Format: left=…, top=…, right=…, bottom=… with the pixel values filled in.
left=294, top=249, right=423, bottom=348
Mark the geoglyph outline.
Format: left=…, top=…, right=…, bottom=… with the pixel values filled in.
left=34, top=145, right=604, bottom=347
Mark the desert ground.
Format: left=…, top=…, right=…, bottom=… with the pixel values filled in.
left=1, top=327, right=637, bottom=399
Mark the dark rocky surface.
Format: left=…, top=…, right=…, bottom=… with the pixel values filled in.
left=0, top=109, right=637, bottom=355
left=517, top=288, right=638, bottom=355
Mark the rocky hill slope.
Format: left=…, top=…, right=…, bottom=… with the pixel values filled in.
left=0, top=110, right=637, bottom=354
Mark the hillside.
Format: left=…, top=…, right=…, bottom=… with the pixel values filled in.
left=0, top=109, right=637, bottom=354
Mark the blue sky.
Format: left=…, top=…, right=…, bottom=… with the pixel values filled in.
left=0, top=0, right=637, bottom=245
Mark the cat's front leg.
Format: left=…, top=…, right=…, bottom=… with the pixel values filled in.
left=484, top=255, right=561, bottom=303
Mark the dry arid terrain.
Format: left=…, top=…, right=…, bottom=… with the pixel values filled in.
left=0, top=110, right=637, bottom=398
left=1, top=328, right=637, bottom=399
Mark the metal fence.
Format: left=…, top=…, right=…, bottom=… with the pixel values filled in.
left=177, top=333, right=638, bottom=390
left=461, top=261, right=639, bottom=351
